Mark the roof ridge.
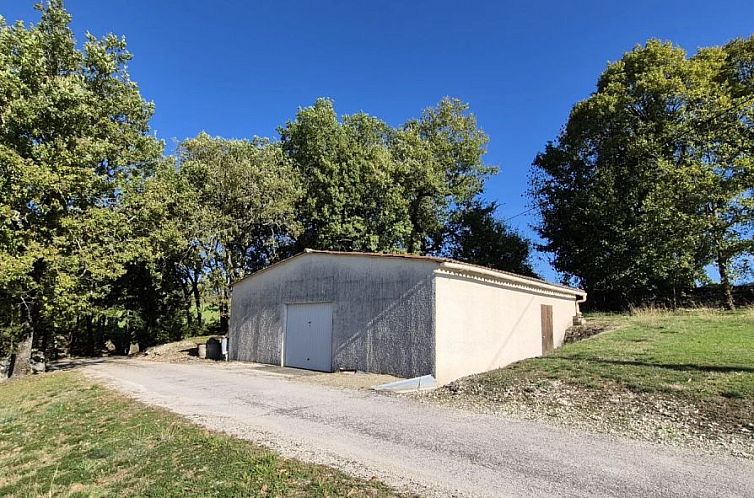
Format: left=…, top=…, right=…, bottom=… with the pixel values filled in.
left=302, top=249, right=584, bottom=294
left=231, top=249, right=584, bottom=295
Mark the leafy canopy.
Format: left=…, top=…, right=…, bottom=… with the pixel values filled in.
left=0, top=0, right=162, bottom=359
left=280, top=97, right=496, bottom=254
left=531, top=38, right=754, bottom=309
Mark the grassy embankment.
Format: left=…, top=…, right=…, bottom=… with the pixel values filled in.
left=432, top=308, right=754, bottom=450
left=0, top=372, right=399, bottom=497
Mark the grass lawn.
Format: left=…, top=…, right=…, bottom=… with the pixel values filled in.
left=438, top=308, right=754, bottom=436
left=0, top=372, right=399, bottom=497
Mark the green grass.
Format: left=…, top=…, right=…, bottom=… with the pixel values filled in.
left=466, top=307, right=754, bottom=428
left=0, top=373, right=399, bottom=497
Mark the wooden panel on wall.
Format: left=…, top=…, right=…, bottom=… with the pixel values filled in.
left=541, top=304, right=553, bottom=354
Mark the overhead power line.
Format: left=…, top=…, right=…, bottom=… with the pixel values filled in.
left=503, top=206, right=537, bottom=222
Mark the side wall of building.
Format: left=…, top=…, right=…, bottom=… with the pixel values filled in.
left=433, top=270, right=579, bottom=385
left=229, top=254, right=437, bottom=379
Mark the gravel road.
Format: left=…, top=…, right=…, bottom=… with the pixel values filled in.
left=84, top=359, right=754, bottom=497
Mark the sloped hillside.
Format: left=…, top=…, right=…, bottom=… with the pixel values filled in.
left=419, top=308, right=754, bottom=457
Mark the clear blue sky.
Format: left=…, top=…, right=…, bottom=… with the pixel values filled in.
left=4, top=0, right=754, bottom=280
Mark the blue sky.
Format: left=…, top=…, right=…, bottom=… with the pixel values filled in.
left=3, top=0, right=754, bottom=280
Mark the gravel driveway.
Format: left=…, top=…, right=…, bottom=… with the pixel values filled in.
left=84, top=359, right=754, bottom=498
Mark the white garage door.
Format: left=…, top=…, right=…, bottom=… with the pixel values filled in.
left=284, top=303, right=333, bottom=372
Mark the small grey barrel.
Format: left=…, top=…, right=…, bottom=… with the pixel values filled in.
left=197, top=344, right=207, bottom=359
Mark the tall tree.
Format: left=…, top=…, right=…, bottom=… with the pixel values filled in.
left=690, top=39, right=754, bottom=308
left=112, top=160, right=201, bottom=345
left=396, top=98, right=495, bottom=253
left=280, top=97, right=495, bottom=254
left=279, top=99, right=412, bottom=252
left=531, top=38, right=754, bottom=309
left=444, top=200, right=536, bottom=276
left=0, top=1, right=162, bottom=371
left=177, top=133, right=302, bottom=330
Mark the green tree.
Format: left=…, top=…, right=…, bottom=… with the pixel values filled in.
left=0, top=1, right=162, bottom=371
left=531, top=41, right=697, bottom=307
left=690, top=39, right=754, bottom=309
left=445, top=200, right=536, bottom=276
left=112, top=160, right=200, bottom=346
left=279, top=99, right=412, bottom=252
left=531, top=38, right=754, bottom=309
left=396, top=98, right=495, bottom=253
left=177, top=133, right=302, bottom=331
left=280, top=97, right=495, bottom=254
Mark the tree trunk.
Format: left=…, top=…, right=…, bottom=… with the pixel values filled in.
left=86, top=316, right=94, bottom=356
left=192, top=281, right=203, bottom=327
left=672, top=286, right=677, bottom=311
left=219, top=288, right=229, bottom=333
left=182, top=284, right=193, bottom=332
left=407, top=200, right=422, bottom=254
left=40, top=324, right=50, bottom=359
left=88, top=315, right=96, bottom=356
left=186, top=302, right=193, bottom=329
left=220, top=252, right=233, bottom=333
left=11, top=332, right=33, bottom=377
left=717, top=257, right=735, bottom=311
left=11, top=299, right=36, bottom=377
left=97, top=317, right=106, bottom=356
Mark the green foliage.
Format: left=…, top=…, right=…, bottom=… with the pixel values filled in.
left=0, top=1, right=163, bottom=358
left=280, top=99, right=409, bottom=252
left=445, top=200, right=536, bottom=276
left=280, top=97, right=496, bottom=254
left=177, top=133, right=303, bottom=330
left=532, top=38, right=754, bottom=309
left=396, top=98, right=497, bottom=253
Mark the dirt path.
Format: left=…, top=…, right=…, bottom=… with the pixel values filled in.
left=84, top=359, right=754, bottom=498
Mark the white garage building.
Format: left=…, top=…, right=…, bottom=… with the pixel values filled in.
left=229, top=249, right=586, bottom=385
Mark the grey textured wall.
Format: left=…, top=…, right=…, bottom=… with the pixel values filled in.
left=229, top=253, right=438, bottom=378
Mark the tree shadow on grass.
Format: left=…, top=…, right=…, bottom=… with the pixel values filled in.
left=543, top=356, right=754, bottom=374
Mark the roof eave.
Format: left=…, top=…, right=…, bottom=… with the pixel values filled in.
left=437, top=261, right=587, bottom=299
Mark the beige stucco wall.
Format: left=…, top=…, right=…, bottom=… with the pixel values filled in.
left=230, top=251, right=585, bottom=384
left=433, top=270, right=580, bottom=385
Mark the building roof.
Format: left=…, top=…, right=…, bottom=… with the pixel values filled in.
left=303, top=248, right=455, bottom=264
left=233, top=248, right=586, bottom=298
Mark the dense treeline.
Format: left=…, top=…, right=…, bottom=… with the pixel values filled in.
left=0, top=2, right=532, bottom=371
left=2, top=2, right=753, bottom=374
left=531, top=39, right=754, bottom=310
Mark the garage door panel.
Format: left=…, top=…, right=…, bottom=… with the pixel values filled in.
left=284, top=303, right=333, bottom=372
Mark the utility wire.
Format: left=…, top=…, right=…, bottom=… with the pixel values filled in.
left=503, top=206, right=537, bottom=222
